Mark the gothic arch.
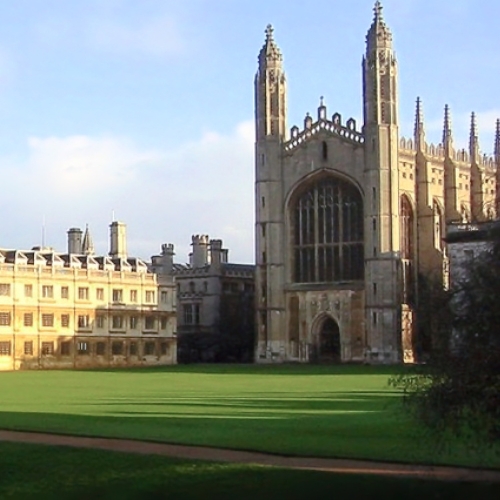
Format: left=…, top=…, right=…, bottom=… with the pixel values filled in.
left=400, top=194, right=414, bottom=260
left=287, top=171, right=364, bottom=284
left=311, top=313, right=341, bottom=363
left=433, top=199, right=444, bottom=250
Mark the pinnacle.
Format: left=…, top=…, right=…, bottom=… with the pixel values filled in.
left=443, top=104, right=452, bottom=145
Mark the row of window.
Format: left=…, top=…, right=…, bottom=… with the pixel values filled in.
left=0, top=340, right=169, bottom=357
left=0, top=312, right=168, bottom=330
left=0, top=284, right=166, bottom=304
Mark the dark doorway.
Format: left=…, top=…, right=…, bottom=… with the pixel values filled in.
left=319, top=317, right=341, bottom=362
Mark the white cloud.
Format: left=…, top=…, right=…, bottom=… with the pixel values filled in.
left=0, top=121, right=255, bottom=263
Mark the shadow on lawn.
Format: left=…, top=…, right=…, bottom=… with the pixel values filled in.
left=1, top=441, right=498, bottom=500
left=74, top=363, right=410, bottom=377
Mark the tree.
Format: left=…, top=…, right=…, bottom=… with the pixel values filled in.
left=392, top=232, right=500, bottom=447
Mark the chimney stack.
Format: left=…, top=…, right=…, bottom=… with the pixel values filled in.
left=67, top=227, right=83, bottom=254
left=109, top=221, right=127, bottom=259
left=209, top=239, right=223, bottom=267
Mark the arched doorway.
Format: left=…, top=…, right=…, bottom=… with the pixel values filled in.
left=318, top=317, right=341, bottom=363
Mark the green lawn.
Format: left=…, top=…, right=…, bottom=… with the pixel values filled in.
left=0, top=364, right=499, bottom=467
left=1, top=442, right=498, bottom=500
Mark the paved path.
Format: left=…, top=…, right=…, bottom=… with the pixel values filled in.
left=1, top=430, right=500, bottom=483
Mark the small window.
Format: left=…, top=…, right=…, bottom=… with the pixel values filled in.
left=61, top=342, right=71, bottom=356
left=130, top=290, right=138, bottom=303
left=24, top=285, right=33, bottom=297
left=77, top=315, right=90, bottom=328
left=161, top=342, right=168, bottom=355
left=189, top=282, right=195, bottom=294
left=160, top=317, right=168, bottom=330
left=145, top=290, right=155, bottom=303
left=130, top=316, right=138, bottom=329
left=78, top=287, right=89, bottom=300
left=96, top=342, right=106, bottom=356
left=0, top=284, right=11, bottom=296
left=42, top=314, right=54, bottom=327
left=112, top=341, right=123, bottom=355
left=144, top=341, right=156, bottom=356
left=321, top=141, right=328, bottom=161
left=77, top=342, right=89, bottom=355
left=61, top=286, right=69, bottom=299
left=41, top=341, right=54, bottom=356
left=0, top=312, right=11, bottom=326
left=145, top=316, right=156, bottom=330
left=112, top=289, right=123, bottom=303
left=42, top=286, right=53, bottom=299
left=373, top=283, right=377, bottom=296
left=24, top=313, right=33, bottom=327
left=112, top=315, right=123, bottom=329
left=161, top=291, right=168, bottom=303
left=372, top=312, right=378, bottom=326
left=61, top=314, right=70, bottom=328
left=96, top=315, right=105, bottom=329
left=24, top=341, right=33, bottom=356
left=0, top=341, right=11, bottom=356
left=96, top=288, right=104, bottom=301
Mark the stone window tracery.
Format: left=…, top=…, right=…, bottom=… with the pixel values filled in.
left=400, top=195, right=415, bottom=305
left=433, top=201, right=443, bottom=250
left=293, top=177, right=364, bottom=283
left=400, top=195, right=413, bottom=260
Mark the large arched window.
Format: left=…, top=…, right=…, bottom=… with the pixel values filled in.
left=293, top=177, right=364, bottom=283
left=400, top=195, right=414, bottom=260
left=400, top=195, right=415, bottom=305
left=433, top=201, right=443, bottom=250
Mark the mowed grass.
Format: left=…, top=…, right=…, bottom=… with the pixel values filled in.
left=1, top=442, right=498, bottom=500
left=0, top=364, right=498, bottom=467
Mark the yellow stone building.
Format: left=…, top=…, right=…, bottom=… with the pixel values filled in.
left=254, top=2, right=500, bottom=364
left=0, top=222, right=177, bottom=371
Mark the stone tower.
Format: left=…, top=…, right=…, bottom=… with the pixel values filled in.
left=255, top=25, right=287, bottom=359
left=363, top=2, right=403, bottom=362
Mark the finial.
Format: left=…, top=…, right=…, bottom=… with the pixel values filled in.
left=265, top=24, right=274, bottom=41
left=320, top=96, right=324, bottom=107
left=374, top=1, right=383, bottom=21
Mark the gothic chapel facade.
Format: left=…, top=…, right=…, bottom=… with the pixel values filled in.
left=254, top=2, right=500, bottom=364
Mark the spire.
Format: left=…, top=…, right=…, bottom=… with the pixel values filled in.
left=495, top=119, right=500, bottom=162
left=82, top=224, right=95, bottom=256
left=366, top=1, right=392, bottom=52
left=414, top=97, right=425, bottom=150
left=258, top=24, right=282, bottom=70
left=469, top=112, right=479, bottom=162
left=442, top=104, right=453, bottom=154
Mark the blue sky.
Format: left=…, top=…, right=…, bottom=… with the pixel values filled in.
left=0, top=0, right=498, bottom=263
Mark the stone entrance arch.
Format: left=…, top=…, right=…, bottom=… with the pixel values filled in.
left=311, top=314, right=341, bottom=363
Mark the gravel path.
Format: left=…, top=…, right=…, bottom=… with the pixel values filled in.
left=1, top=430, right=499, bottom=483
